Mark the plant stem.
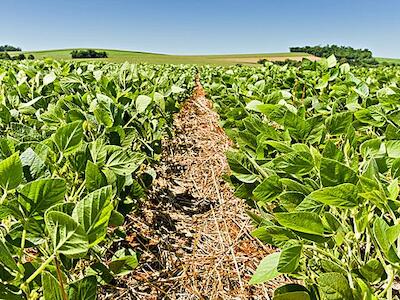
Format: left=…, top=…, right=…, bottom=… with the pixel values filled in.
left=379, top=266, right=394, bottom=299
left=245, top=152, right=268, bottom=178
left=54, top=256, right=68, bottom=300
left=304, top=245, right=343, bottom=266
left=0, top=189, right=7, bottom=204
left=19, top=227, right=26, bottom=261
left=24, top=253, right=55, bottom=285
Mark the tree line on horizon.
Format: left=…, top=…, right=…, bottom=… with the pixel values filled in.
left=290, top=45, right=379, bottom=65
left=0, top=45, right=21, bottom=52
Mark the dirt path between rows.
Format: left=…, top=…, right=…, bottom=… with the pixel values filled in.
left=100, top=78, right=287, bottom=299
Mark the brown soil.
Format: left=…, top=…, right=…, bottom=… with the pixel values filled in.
left=99, top=78, right=286, bottom=299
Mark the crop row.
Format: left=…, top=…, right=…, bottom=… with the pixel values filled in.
left=0, top=59, right=196, bottom=299
left=201, top=57, right=400, bottom=299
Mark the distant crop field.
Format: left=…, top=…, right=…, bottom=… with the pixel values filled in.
left=20, top=48, right=316, bottom=65
left=376, top=57, right=400, bottom=64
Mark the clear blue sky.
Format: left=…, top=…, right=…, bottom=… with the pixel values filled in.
left=1, top=0, right=399, bottom=57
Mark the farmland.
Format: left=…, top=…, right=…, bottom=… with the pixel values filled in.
left=1, top=56, right=400, bottom=299
left=18, top=48, right=316, bottom=65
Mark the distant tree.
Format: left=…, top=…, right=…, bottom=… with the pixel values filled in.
left=71, top=49, right=108, bottom=59
left=28, top=54, right=35, bottom=60
left=17, top=53, right=26, bottom=60
left=289, top=45, right=378, bottom=65
left=0, top=45, right=21, bottom=52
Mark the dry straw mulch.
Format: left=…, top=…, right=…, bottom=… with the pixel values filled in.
left=100, top=78, right=286, bottom=299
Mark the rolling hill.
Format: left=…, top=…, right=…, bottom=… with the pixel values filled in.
left=20, top=48, right=316, bottom=65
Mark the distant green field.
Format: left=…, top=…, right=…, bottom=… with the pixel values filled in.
left=376, top=57, right=400, bottom=64
left=19, top=48, right=316, bottom=65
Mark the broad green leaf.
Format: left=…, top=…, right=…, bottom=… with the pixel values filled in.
left=171, top=85, right=185, bottom=93
left=18, top=178, right=66, bottom=217
left=306, top=183, right=358, bottom=208
left=45, top=211, right=88, bottom=258
left=386, top=140, right=400, bottom=158
left=249, top=252, right=281, bottom=284
left=360, top=259, right=384, bottom=283
left=105, top=150, right=145, bottom=176
left=272, top=151, right=314, bottom=175
left=277, top=244, right=302, bottom=273
left=85, top=161, right=107, bottom=192
left=355, top=278, right=379, bottom=300
left=275, top=212, right=325, bottom=236
left=0, top=153, right=22, bottom=191
left=42, top=271, right=64, bottom=300
left=253, top=176, right=282, bottom=203
left=252, top=226, right=297, bottom=248
left=317, top=272, right=353, bottom=300
left=53, top=121, right=83, bottom=155
left=94, top=100, right=114, bottom=127
left=72, top=186, right=114, bottom=247
left=20, top=147, right=48, bottom=181
left=109, top=210, right=125, bottom=226
left=109, top=251, right=139, bottom=276
left=372, top=218, right=400, bottom=263
left=136, top=95, right=152, bottom=114
left=274, top=284, right=310, bottom=296
left=0, top=239, right=18, bottom=273
left=391, top=157, right=400, bottom=178
left=320, top=158, right=358, bottom=187
left=68, top=276, right=97, bottom=300
left=43, top=72, right=56, bottom=85
left=354, top=83, right=369, bottom=98
left=327, top=55, right=337, bottom=68
left=274, top=292, right=310, bottom=300
left=325, top=112, right=352, bottom=135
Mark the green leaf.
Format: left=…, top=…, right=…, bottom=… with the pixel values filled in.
left=109, top=210, right=125, bottom=226
left=68, top=276, right=97, bottom=300
left=275, top=212, right=325, bottom=236
left=20, top=147, right=48, bottom=181
left=249, top=252, right=281, bottom=284
left=317, top=272, right=353, bottom=300
left=274, top=284, right=310, bottom=296
left=0, top=153, right=22, bottom=190
left=0, top=239, right=18, bottom=273
left=354, top=278, right=379, bottom=300
left=277, top=244, right=302, bottom=273
left=42, top=271, right=64, bottom=300
left=274, top=292, right=310, bottom=300
left=136, top=95, right=152, bottom=114
left=72, top=186, right=114, bottom=247
left=94, top=100, right=114, bottom=128
left=386, top=140, right=400, bottom=158
left=53, top=121, right=83, bottom=155
left=272, top=151, right=314, bottom=175
left=45, top=211, right=89, bottom=258
left=105, top=150, right=145, bottom=176
left=171, top=85, right=185, bottom=93
left=252, top=226, right=297, bottom=248
left=253, top=176, right=282, bottom=203
left=306, top=183, right=358, bottom=208
left=327, top=55, right=337, bottom=68
left=109, top=255, right=138, bottom=276
left=391, top=157, right=400, bottom=178
left=18, top=178, right=66, bottom=217
left=43, top=72, right=57, bottom=85
left=320, top=158, right=358, bottom=187
left=85, top=161, right=107, bottom=192
left=0, top=283, right=24, bottom=300
left=360, top=259, right=384, bottom=283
